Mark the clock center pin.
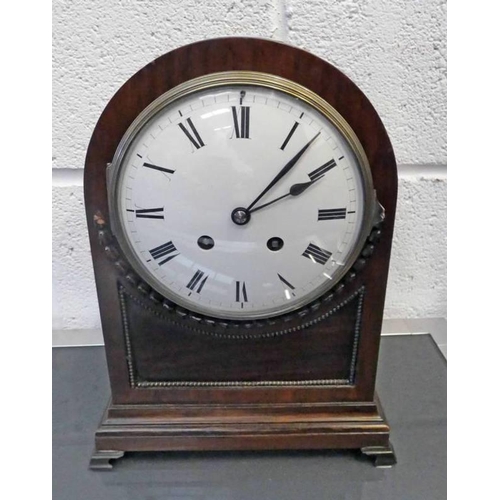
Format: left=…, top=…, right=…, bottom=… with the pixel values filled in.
left=231, top=207, right=251, bottom=226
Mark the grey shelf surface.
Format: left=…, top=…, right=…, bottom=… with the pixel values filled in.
left=53, top=335, right=446, bottom=500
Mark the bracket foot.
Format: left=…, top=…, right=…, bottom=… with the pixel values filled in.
left=361, top=442, right=396, bottom=467
left=89, top=449, right=125, bottom=470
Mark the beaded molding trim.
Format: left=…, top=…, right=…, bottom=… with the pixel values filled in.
left=119, top=282, right=365, bottom=340
left=93, top=210, right=381, bottom=333
left=118, top=284, right=364, bottom=388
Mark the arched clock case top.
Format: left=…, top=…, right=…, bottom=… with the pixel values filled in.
left=85, top=37, right=398, bottom=469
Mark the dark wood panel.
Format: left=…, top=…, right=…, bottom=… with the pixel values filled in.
left=123, top=285, right=362, bottom=384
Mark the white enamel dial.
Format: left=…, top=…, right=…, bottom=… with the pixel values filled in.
left=110, top=75, right=374, bottom=320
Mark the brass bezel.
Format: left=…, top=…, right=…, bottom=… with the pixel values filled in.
left=107, top=71, right=377, bottom=320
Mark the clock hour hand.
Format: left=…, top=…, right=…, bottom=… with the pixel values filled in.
left=249, top=176, right=324, bottom=214
left=245, top=131, right=320, bottom=212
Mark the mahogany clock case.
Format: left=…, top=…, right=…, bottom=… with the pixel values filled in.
left=84, top=38, right=398, bottom=468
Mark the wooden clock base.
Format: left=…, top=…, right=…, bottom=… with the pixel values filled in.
left=89, top=394, right=395, bottom=469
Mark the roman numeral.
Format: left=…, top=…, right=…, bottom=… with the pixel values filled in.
left=308, top=159, right=336, bottom=181
left=277, top=274, right=295, bottom=290
left=278, top=273, right=295, bottom=299
left=149, top=241, right=179, bottom=265
left=178, top=118, right=205, bottom=149
left=231, top=106, right=250, bottom=139
left=302, top=243, right=332, bottom=265
left=134, top=207, right=164, bottom=219
left=186, top=270, right=208, bottom=293
left=143, top=162, right=175, bottom=174
left=318, top=208, right=347, bottom=220
left=235, top=281, right=248, bottom=303
left=280, top=122, right=299, bottom=150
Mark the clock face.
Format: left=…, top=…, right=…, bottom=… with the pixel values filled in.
left=109, top=73, right=374, bottom=320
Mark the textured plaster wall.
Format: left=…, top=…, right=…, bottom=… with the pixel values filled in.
left=52, top=0, right=447, bottom=330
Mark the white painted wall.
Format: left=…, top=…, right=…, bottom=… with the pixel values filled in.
left=52, top=0, right=446, bottom=330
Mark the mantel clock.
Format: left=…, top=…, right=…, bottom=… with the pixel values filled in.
left=84, top=38, right=398, bottom=469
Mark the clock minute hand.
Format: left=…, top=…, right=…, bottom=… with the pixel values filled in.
left=246, top=131, right=321, bottom=212
left=249, top=176, right=324, bottom=214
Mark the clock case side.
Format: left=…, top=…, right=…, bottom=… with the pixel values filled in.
left=84, top=38, right=397, bottom=465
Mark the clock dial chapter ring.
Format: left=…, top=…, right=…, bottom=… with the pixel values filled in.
left=106, top=71, right=379, bottom=321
